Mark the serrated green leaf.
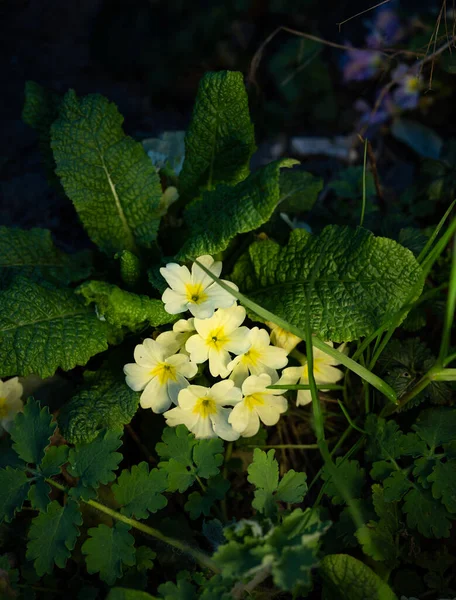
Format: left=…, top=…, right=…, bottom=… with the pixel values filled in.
left=26, top=500, right=82, bottom=575
left=403, top=487, right=452, bottom=538
left=161, top=459, right=195, bottom=493
left=10, top=398, right=55, bottom=464
left=0, top=227, right=91, bottom=288
left=178, top=159, right=297, bottom=260
left=68, top=429, right=123, bottom=498
left=229, top=226, right=423, bottom=342
left=276, top=470, right=308, bottom=504
left=112, top=462, right=168, bottom=518
left=107, top=589, right=158, bottom=600
left=76, top=281, right=176, bottom=331
left=184, top=476, right=229, bottom=520
left=135, top=546, right=156, bottom=572
left=247, top=448, right=279, bottom=516
left=158, top=578, right=198, bottom=600
left=156, top=425, right=195, bottom=463
left=38, top=445, right=69, bottom=478
left=179, top=71, right=256, bottom=196
left=428, top=460, right=456, bottom=513
left=383, top=471, right=412, bottom=502
left=28, top=479, right=52, bottom=512
left=192, top=438, right=224, bottom=479
left=278, top=169, right=322, bottom=214
left=0, top=277, right=109, bottom=378
left=321, top=458, right=365, bottom=505
left=0, top=467, right=30, bottom=523
left=365, top=415, right=426, bottom=463
left=51, top=90, right=162, bottom=256
left=58, top=365, right=140, bottom=444
left=320, top=553, right=398, bottom=600
left=22, top=81, right=62, bottom=186
left=82, top=522, right=136, bottom=585
left=412, top=407, right=456, bottom=449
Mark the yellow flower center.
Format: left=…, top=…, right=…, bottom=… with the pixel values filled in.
left=185, top=282, right=208, bottom=305
left=0, top=397, right=8, bottom=419
left=192, top=397, right=217, bottom=418
left=150, top=362, right=177, bottom=385
left=405, top=76, right=420, bottom=93
left=240, top=347, right=262, bottom=368
left=206, top=326, right=228, bottom=350
left=244, top=393, right=265, bottom=411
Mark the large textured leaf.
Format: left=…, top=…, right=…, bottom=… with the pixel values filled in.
left=0, top=227, right=91, bottom=288
left=320, top=554, right=398, bottom=600
left=179, top=71, right=256, bottom=196
left=76, top=281, right=176, bottom=330
left=58, top=366, right=140, bottom=444
left=82, top=523, right=136, bottom=585
left=51, top=90, right=162, bottom=255
left=178, top=159, right=297, bottom=260
left=10, top=398, right=55, bottom=464
left=0, top=467, right=30, bottom=523
left=230, top=226, right=424, bottom=342
left=26, top=500, right=82, bottom=576
left=0, top=278, right=109, bottom=378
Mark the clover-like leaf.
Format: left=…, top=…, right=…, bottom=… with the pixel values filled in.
left=247, top=449, right=279, bottom=516
left=275, top=470, right=308, bottom=504
left=112, top=462, right=168, bottom=519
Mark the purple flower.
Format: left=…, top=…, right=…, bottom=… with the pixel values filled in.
left=342, top=48, right=383, bottom=82
left=366, top=7, right=404, bottom=49
left=354, top=94, right=394, bottom=130
left=391, top=63, right=421, bottom=110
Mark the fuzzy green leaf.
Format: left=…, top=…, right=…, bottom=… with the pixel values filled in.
left=178, top=159, right=297, bottom=260
left=0, top=227, right=91, bottom=288
left=0, top=278, right=108, bottom=378
left=0, top=467, right=30, bottom=523
left=26, top=500, right=82, bottom=575
left=68, top=429, right=123, bottom=499
left=179, top=71, right=256, bottom=196
left=412, top=407, right=456, bottom=449
left=112, top=462, right=168, bottom=518
left=10, top=398, right=55, bottom=464
left=58, top=365, right=140, bottom=444
left=247, top=448, right=279, bottom=515
left=428, top=460, right=456, bottom=513
left=403, top=487, right=452, bottom=538
left=230, top=226, right=423, bottom=342
left=320, top=554, right=398, bottom=600
left=51, top=90, right=162, bottom=256
left=275, top=470, right=308, bottom=504
left=321, top=458, right=365, bottom=505
left=278, top=169, right=322, bottom=214
left=76, top=281, right=176, bottom=330
left=82, top=522, right=136, bottom=585
left=184, top=476, right=230, bottom=520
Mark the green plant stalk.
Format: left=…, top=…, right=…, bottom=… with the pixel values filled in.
left=45, top=478, right=219, bottom=573
left=268, top=384, right=344, bottom=390
left=195, top=260, right=397, bottom=403
left=421, top=217, right=456, bottom=277
left=438, top=234, right=456, bottom=363
left=338, top=401, right=367, bottom=434
left=417, top=199, right=456, bottom=264
left=443, top=352, right=456, bottom=366
left=432, top=368, right=456, bottom=381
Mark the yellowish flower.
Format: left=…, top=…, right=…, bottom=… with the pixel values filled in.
left=0, top=377, right=23, bottom=433
left=164, top=380, right=242, bottom=440
left=228, top=327, right=288, bottom=387
left=124, top=338, right=197, bottom=413
left=186, top=305, right=251, bottom=378
left=266, top=321, right=301, bottom=354
left=156, top=318, right=195, bottom=355
left=279, top=341, right=345, bottom=406
left=228, top=374, right=288, bottom=438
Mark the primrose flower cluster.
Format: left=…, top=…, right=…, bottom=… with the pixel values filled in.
left=124, top=255, right=345, bottom=440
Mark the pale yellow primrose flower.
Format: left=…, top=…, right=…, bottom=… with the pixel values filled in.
left=266, top=321, right=301, bottom=354
left=186, top=305, right=251, bottom=378
left=124, top=339, right=197, bottom=413
left=160, top=255, right=238, bottom=319
left=228, top=327, right=288, bottom=387
left=228, top=374, right=288, bottom=438
left=164, top=380, right=242, bottom=440
left=0, top=377, right=23, bottom=433
left=279, top=341, right=344, bottom=406
left=156, top=318, right=195, bottom=356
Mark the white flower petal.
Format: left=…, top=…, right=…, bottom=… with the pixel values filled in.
left=296, top=389, right=312, bottom=406
left=218, top=305, right=246, bottom=333
left=124, top=363, right=152, bottom=391
left=161, top=288, right=189, bottom=315
left=191, top=415, right=217, bottom=439
left=314, top=364, right=344, bottom=384
left=188, top=300, right=217, bottom=319
left=277, top=366, right=303, bottom=386
left=178, top=385, right=207, bottom=410
left=208, top=347, right=231, bottom=378
left=229, top=361, right=250, bottom=387
left=228, top=401, right=252, bottom=434
left=155, top=330, right=182, bottom=354
left=205, top=279, right=238, bottom=309
left=260, top=346, right=289, bottom=369
left=225, top=327, right=251, bottom=355
left=241, top=374, right=272, bottom=397
left=210, top=409, right=240, bottom=441
left=256, top=396, right=287, bottom=426
left=185, top=334, right=209, bottom=364
left=1, top=377, right=23, bottom=401
left=167, top=374, right=191, bottom=405
left=160, top=263, right=191, bottom=292
left=211, top=380, right=242, bottom=406
left=139, top=338, right=168, bottom=364
left=174, top=318, right=195, bottom=333
left=166, top=353, right=198, bottom=377
left=191, top=255, right=222, bottom=289
left=164, top=406, right=197, bottom=430
left=140, top=377, right=172, bottom=413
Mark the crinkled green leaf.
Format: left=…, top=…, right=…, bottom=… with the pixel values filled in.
left=0, top=227, right=91, bottom=288
left=112, top=462, right=168, bottom=519
left=22, top=80, right=62, bottom=186
left=230, top=226, right=423, bottom=342
left=320, top=553, right=398, bottom=600
left=428, top=460, right=456, bottom=513
left=59, top=365, right=140, bottom=444
left=403, top=487, right=452, bottom=538
left=51, top=90, right=162, bottom=256
left=115, top=250, right=142, bottom=288
left=321, top=458, right=365, bottom=505
left=10, top=398, right=55, bottom=464
left=26, top=500, right=82, bottom=576
left=82, top=522, right=136, bottom=585
left=0, top=467, right=30, bottom=523
left=178, top=159, right=297, bottom=260
left=247, top=448, right=279, bottom=516
left=275, top=470, right=308, bottom=504
left=184, top=476, right=229, bottom=520
left=76, top=280, right=176, bottom=330
left=179, top=71, right=256, bottom=196
left=0, top=277, right=109, bottom=378
left=412, top=407, right=456, bottom=449
left=278, top=169, right=322, bottom=214
left=68, top=429, right=123, bottom=499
